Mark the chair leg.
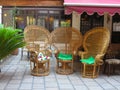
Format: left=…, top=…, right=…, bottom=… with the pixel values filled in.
left=93, top=65, right=96, bottom=78
left=48, top=60, right=50, bottom=71
left=97, top=65, right=100, bottom=76
left=113, top=65, right=115, bottom=74
left=71, top=60, right=73, bottom=72
left=108, top=64, right=111, bottom=76
left=27, top=51, right=30, bottom=60
left=83, top=64, right=86, bottom=77
left=103, top=63, right=107, bottom=74
left=21, top=48, right=23, bottom=60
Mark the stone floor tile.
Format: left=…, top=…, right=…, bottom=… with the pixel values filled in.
left=5, top=84, right=20, bottom=90
left=19, top=83, right=32, bottom=90
left=33, top=84, right=44, bottom=89
left=45, top=82, right=58, bottom=88
left=0, top=49, right=120, bottom=90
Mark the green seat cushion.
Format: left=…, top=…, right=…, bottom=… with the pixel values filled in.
left=58, top=52, right=72, bottom=60
left=80, top=56, right=95, bottom=64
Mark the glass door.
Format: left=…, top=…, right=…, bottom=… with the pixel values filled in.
left=15, top=15, right=26, bottom=31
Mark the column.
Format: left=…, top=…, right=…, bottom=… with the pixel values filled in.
left=72, top=11, right=80, bottom=30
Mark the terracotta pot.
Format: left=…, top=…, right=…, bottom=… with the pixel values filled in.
left=11, top=48, right=19, bottom=55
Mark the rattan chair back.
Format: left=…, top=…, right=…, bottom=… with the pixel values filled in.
left=79, top=27, right=110, bottom=78
left=82, top=27, right=110, bottom=64
left=24, top=25, right=51, bottom=76
left=24, top=25, right=50, bottom=51
left=51, top=27, right=83, bottom=75
left=51, top=27, right=83, bottom=54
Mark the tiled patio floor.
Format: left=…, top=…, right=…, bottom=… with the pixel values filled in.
left=0, top=49, right=120, bottom=90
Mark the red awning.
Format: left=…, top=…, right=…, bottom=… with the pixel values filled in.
left=64, top=0, right=120, bottom=15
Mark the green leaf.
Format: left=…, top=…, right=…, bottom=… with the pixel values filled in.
left=0, top=26, right=25, bottom=60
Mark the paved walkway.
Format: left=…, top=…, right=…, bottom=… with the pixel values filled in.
left=0, top=49, right=120, bottom=90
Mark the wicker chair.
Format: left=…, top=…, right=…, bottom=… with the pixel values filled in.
left=24, top=25, right=51, bottom=76
left=51, top=27, right=83, bottom=75
left=79, top=27, right=110, bottom=78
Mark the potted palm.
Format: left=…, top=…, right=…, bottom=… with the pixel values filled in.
left=0, top=24, right=25, bottom=72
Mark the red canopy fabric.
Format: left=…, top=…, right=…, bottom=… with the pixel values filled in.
left=64, top=0, right=120, bottom=15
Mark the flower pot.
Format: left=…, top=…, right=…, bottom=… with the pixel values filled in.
left=11, top=48, right=19, bottom=55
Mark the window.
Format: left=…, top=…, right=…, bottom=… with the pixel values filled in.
left=3, top=6, right=71, bottom=32
left=80, top=12, right=104, bottom=34
left=112, top=13, right=120, bottom=43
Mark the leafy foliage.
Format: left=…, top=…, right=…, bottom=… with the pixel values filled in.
left=0, top=24, right=25, bottom=60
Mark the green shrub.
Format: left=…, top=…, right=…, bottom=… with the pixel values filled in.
left=0, top=24, right=25, bottom=60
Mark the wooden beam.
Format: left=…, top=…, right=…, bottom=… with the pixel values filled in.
left=0, top=0, right=63, bottom=6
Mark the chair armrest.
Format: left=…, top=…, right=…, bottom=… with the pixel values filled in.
left=78, top=51, right=87, bottom=59
left=72, top=50, right=78, bottom=56
left=48, top=44, right=59, bottom=54
left=43, top=50, right=52, bottom=56
left=95, top=54, right=105, bottom=65
left=29, top=50, right=38, bottom=54
left=29, top=51, right=38, bottom=62
left=95, top=54, right=104, bottom=59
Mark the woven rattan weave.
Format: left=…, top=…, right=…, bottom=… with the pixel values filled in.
left=51, top=27, right=83, bottom=75
left=24, top=25, right=51, bottom=76
left=79, top=27, right=110, bottom=78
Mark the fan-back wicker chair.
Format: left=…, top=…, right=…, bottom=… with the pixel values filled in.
left=24, top=25, right=51, bottom=76
left=79, top=27, right=110, bottom=78
left=51, top=27, right=83, bottom=75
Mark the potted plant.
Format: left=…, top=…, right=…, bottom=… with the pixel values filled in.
left=0, top=24, right=25, bottom=72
